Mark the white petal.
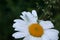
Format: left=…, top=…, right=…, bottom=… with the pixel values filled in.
left=13, top=19, right=27, bottom=28
left=14, top=26, right=27, bottom=32
left=22, top=11, right=27, bottom=16
left=23, top=38, right=28, bottom=40
left=25, top=12, right=37, bottom=23
left=14, top=26, right=29, bottom=34
left=23, top=36, right=30, bottom=40
left=32, top=10, right=38, bottom=22
left=20, top=11, right=31, bottom=22
left=13, top=22, right=27, bottom=28
left=20, top=15, right=27, bottom=21
left=39, top=20, right=54, bottom=29
left=20, top=11, right=37, bottom=23
left=14, top=19, right=23, bottom=22
left=13, top=22, right=28, bottom=33
left=32, top=10, right=37, bottom=17
left=43, top=29, right=59, bottom=40
left=14, top=19, right=26, bottom=24
left=12, top=32, right=25, bottom=39
left=41, top=35, right=49, bottom=40
left=20, top=11, right=28, bottom=22
left=29, top=35, right=41, bottom=40
left=29, top=37, right=41, bottom=40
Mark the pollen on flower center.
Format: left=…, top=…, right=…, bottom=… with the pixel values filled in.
left=29, top=23, right=44, bottom=37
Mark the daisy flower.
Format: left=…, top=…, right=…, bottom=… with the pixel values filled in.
left=12, top=10, right=59, bottom=40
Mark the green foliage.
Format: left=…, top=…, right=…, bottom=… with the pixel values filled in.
left=0, top=0, right=60, bottom=40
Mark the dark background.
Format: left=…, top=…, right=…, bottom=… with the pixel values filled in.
left=0, top=0, right=60, bottom=40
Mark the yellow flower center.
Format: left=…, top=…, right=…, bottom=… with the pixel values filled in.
left=29, top=23, right=44, bottom=37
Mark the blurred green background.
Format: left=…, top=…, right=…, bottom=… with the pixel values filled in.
left=0, top=0, right=60, bottom=40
